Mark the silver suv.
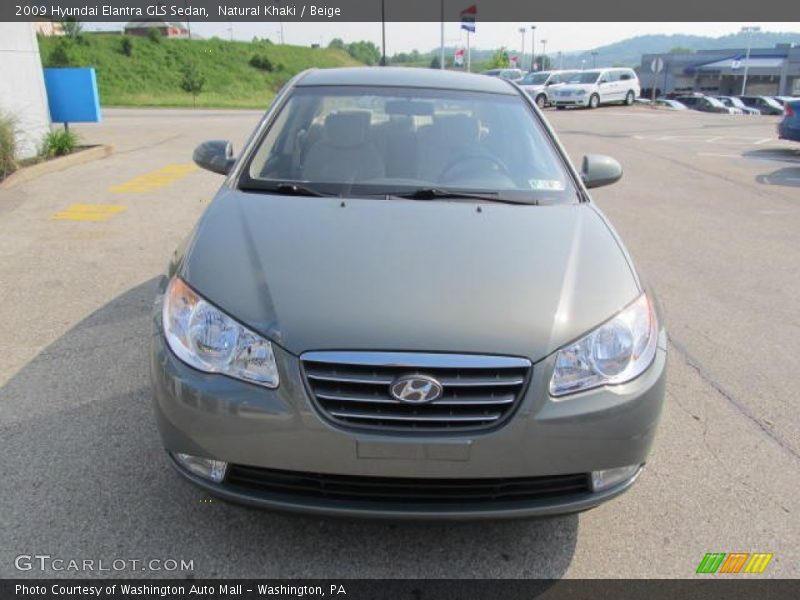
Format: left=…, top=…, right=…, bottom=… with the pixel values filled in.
left=150, top=67, right=666, bottom=519
left=519, top=70, right=579, bottom=108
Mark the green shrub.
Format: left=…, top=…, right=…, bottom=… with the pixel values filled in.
left=46, top=39, right=73, bottom=67
left=120, top=37, right=134, bottom=57
left=180, top=61, right=206, bottom=106
left=249, top=54, right=274, bottom=72
left=40, top=129, right=80, bottom=158
left=147, top=28, right=162, bottom=43
left=0, top=113, right=17, bottom=180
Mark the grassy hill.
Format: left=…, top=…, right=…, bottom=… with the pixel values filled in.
left=38, top=34, right=361, bottom=108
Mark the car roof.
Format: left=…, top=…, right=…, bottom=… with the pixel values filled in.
left=296, top=67, right=518, bottom=95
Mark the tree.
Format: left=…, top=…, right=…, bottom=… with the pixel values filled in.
left=62, top=19, right=82, bottom=40
left=488, top=47, right=510, bottom=69
left=147, top=28, right=162, bottom=44
left=345, top=40, right=381, bottom=65
left=429, top=55, right=441, bottom=69
left=328, top=38, right=346, bottom=51
left=669, top=47, right=693, bottom=54
left=180, top=62, right=206, bottom=107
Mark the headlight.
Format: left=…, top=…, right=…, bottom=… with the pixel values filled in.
left=162, top=276, right=279, bottom=388
left=549, top=293, right=657, bottom=397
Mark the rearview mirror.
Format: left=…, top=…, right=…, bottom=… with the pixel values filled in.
left=581, top=154, right=622, bottom=189
left=193, top=140, right=235, bottom=175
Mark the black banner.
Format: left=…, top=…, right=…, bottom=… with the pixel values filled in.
left=3, top=580, right=800, bottom=600
left=2, top=0, right=794, bottom=22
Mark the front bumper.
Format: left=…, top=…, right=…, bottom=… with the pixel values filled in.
left=552, top=97, right=589, bottom=107
left=150, top=297, right=667, bottom=519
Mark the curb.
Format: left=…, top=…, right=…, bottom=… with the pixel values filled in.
left=0, top=144, right=115, bottom=190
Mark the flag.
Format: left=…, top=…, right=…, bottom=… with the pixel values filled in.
left=460, top=4, right=476, bottom=33
left=454, top=48, right=465, bottom=66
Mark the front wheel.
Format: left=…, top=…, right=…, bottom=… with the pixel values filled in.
left=535, top=94, right=547, bottom=109
left=625, top=91, right=635, bottom=105
left=588, top=94, right=600, bottom=109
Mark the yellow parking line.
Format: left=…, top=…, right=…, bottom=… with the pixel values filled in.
left=52, top=204, right=127, bottom=222
left=109, top=164, right=199, bottom=193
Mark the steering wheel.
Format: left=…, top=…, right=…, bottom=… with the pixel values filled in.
left=439, top=152, right=511, bottom=183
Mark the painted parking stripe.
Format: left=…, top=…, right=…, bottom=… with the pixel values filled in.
left=110, top=164, right=198, bottom=193
left=52, top=204, right=127, bottom=222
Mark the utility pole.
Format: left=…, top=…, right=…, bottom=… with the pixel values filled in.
left=518, top=27, right=526, bottom=70
left=380, top=0, right=386, bottom=66
left=540, top=39, right=547, bottom=69
left=591, top=50, right=598, bottom=68
left=530, top=25, right=536, bottom=71
left=741, top=26, right=760, bottom=95
left=440, top=0, right=445, bottom=69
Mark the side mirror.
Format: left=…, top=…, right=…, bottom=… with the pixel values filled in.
left=193, top=140, right=235, bottom=175
left=581, top=154, right=622, bottom=189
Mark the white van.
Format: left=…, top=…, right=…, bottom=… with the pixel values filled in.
left=551, top=68, right=640, bottom=109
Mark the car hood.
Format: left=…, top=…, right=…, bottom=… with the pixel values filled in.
left=180, top=189, right=639, bottom=361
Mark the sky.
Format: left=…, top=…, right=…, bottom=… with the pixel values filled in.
left=87, top=22, right=800, bottom=55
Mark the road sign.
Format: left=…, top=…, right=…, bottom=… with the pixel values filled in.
left=651, top=58, right=664, bottom=73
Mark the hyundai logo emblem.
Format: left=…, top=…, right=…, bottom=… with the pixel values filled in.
left=389, top=375, right=443, bottom=404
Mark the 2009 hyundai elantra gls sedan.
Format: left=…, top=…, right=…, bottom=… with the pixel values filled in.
left=150, top=67, right=667, bottom=519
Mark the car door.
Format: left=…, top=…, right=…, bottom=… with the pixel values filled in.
left=596, top=72, right=615, bottom=103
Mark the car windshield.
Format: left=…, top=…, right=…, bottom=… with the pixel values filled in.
left=727, top=97, right=745, bottom=108
left=566, top=71, right=601, bottom=84
left=241, top=85, right=576, bottom=204
left=762, top=97, right=782, bottom=109
left=705, top=97, right=725, bottom=107
left=521, top=72, right=550, bottom=85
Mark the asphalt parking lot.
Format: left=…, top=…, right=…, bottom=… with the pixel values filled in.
left=1, top=104, right=798, bottom=578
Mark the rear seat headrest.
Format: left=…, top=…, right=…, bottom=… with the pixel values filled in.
left=323, top=111, right=372, bottom=148
left=433, top=114, right=480, bottom=146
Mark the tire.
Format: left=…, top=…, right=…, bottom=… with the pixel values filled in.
left=535, top=94, right=546, bottom=109
left=625, top=91, right=635, bottom=105
left=588, top=94, right=600, bottom=109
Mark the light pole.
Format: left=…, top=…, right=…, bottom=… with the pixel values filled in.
left=558, top=51, right=563, bottom=70
left=518, top=27, right=526, bottom=70
left=540, top=39, right=547, bottom=70
left=591, top=50, right=598, bottom=68
left=740, top=26, right=760, bottom=95
left=530, top=25, right=536, bottom=71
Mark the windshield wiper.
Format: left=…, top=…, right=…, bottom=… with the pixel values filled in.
left=256, top=182, right=332, bottom=197
left=384, top=188, right=537, bottom=205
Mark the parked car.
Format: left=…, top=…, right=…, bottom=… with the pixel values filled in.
left=151, top=67, right=667, bottom=519
left=654, top=98, right=688, bottom=110
left=778, top=98, right=800, bottom=142
left=674, top=95, right=738, bottom=114
left=519, top=69, right=579, bottom=108
left=483, top=68, right=524, bottom=82
left=773, top=96, right=798, bottom=107
left=551, top=68, right=641, bottom=109
left=713, top=96, right=760, bottom=115
left=737, top=95, right=783, bottom=116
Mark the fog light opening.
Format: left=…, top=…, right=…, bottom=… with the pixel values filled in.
left=173, top=452, right=228, bottom=483
left=591, top=464, right=642, bottom=492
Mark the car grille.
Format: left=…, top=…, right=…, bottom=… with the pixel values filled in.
left=301, top=351, right=531, bottom=432
left=225, top=465, right=591, bottom=505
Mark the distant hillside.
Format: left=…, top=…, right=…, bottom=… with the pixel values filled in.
left=38, top=34, right=361, bottom=108
left=564, top=31, right=800, bottom=69
left=404, top=31, right=800, bottom=71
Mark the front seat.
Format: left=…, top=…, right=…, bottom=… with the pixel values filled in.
left=302, top=111, right=385, bottom=183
